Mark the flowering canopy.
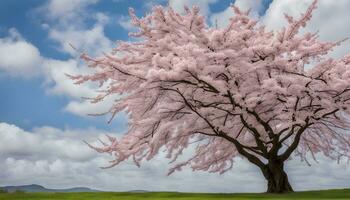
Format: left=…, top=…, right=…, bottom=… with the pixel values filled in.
left=71, top=0, right=350, bottom=177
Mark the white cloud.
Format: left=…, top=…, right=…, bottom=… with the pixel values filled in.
left=37, top=0, right=113, bottom=57
left=144, top=0, right=168, bottom=11
left=24, top=0, right=116, bottom=117
left=117, top=15, right=137, bottom=32
left=234, top=0, right=263, bottom=13
left=0, top=0, right=116, bottom=118
left=169, top=0, right=218, bottom=16
left=48, top=12, right=113, bottom=57
left=210, top=0, right=263, bottom=28
left=46, top=0, right=98, bottom=18
left=263, top=0, right=350, bottom=58
left=0, top=123, right=106, bottom=162
left=41, top=0, right=117, bottom=117
left=42, top=59, right=93, bottom=98
left=64, top=95, right=117, bottom=117
left=0, top=28, right=43, bottom=77
left=0, top=27, right=116, bottom=117
left=41, top=58, right=120, bottom=117
left=0, top=122, right=349, bottom=192
left=43, top=0, right=99, bottom=27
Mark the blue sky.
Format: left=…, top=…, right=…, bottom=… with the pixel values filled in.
left=0, top=0, right=349, bottom=193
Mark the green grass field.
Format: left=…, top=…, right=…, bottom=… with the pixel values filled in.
left=0, top=189, right=350, bottom=200
left=0, top=189, right=349, bottom=200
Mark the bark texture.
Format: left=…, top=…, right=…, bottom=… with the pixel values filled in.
left=262, top=159, right=293, bottom=193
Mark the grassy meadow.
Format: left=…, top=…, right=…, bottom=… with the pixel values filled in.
left=0, top=189, right=349, bottom=200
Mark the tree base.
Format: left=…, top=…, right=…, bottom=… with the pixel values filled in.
left=266, top=176, right=294, bottom=193
left=263, top=160, right=294, bottom=193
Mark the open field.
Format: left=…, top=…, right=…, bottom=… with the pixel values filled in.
left=0, top=189, right=349, bottom=200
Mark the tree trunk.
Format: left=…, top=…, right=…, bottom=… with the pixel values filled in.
left=262, top=159, right=293, bottom=193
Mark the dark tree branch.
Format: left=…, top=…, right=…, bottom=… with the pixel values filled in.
left=279, top=118, right=311, bottom=161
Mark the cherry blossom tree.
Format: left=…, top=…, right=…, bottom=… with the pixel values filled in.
left=71, top=0, right=350, bottom=193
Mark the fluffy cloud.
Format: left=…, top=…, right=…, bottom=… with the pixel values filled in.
left=64, top=95, right=117, bottom=117
left=48, top=13, right=113, bottom=57
left=210, top=0, right=263, bottom=28
left=37, top=0, right=113, bottom=56
left=41, top=58, right=120, bottom=116
left=41, top=0, right=118, bottom=117
left=0, top=123, right=107, bottom=163
left=263, top=0, right=350, bottom=58
left=117, top=15, right=137, bottom=32
left=143, top=0, right=168, bottom=11
left=0, top=0, right=116, bottom=117
left=169, top=0, right=218, bottom=16
left=43, top=0, right=99, bottom=27
left=0, top=122, right=349, bottom=192
left=4, top=0, right=114, bottom=117
left=0, top=122, right=263, bottom=192
left=234, top=0, right=264, bottom=13
left=42, top=59, right=92, bottom=98
left=0, top=27, right=116, bottom=117
left=0, top=28, right=43, bottom=77
left=46, top=0, right=98, bottom=17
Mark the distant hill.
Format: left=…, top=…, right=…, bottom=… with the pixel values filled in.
left=0, top=184, right=100, bottom=193
left=127, top=190, right=150, bottom=193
